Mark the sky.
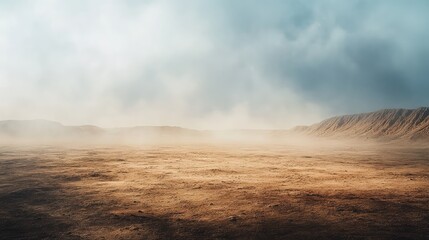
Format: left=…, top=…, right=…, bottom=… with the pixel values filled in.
left=0, top=0, right=428, bottom=129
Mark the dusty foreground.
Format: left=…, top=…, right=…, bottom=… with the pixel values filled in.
left=0, top=142, right=428, bottom=240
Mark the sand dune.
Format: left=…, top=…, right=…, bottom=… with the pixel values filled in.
left=294, top=107, right=429, bottom=140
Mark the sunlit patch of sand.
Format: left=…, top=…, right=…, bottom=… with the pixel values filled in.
left=0, top=142, right=428, bottom=239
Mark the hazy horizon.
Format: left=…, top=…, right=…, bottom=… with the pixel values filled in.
left=1, top=2, right=428, bottom=238
left=1, top=0, right=428, bottom=130
left=1, top=106, right=428, bottom=131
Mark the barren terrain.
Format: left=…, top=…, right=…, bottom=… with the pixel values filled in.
left=295, top=107, right=429, bottom=140
left=0, top=141, right=428, bottom=239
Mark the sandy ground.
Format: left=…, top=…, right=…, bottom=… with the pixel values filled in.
left=0, top=142, right=428, bottom=239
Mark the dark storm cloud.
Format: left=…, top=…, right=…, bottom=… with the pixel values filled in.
left=201, top=0, right=429, bottom=115
left=0, top=0, right=428, bottom=128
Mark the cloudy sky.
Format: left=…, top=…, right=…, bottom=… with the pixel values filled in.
left=0, top=0, right=428, bottom=129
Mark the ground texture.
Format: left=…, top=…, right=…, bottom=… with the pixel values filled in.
left=0, top=143, right=428, bottom=239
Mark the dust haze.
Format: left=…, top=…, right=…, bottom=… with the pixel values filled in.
left=1, top=118, right=429, bottom=239
left=1, top=137, right=429, bottom=239
left=1, top=1, right=429, bottom=239
left=1, top=1, right=429, bottom=128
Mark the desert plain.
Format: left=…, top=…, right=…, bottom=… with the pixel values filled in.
left=0, top=140, right=428, bottom=240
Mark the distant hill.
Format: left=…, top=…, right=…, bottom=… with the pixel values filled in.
left=0, top=120, right=203, bottom=143
left=294, top=107, right=429, bottom=140
left=0, top=120, right=105, bottom=140
left=2, top=108, right=428, bottom=143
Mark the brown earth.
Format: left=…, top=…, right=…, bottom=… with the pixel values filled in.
left=0, top=142, right=428, bottom=239
left=295, top=107, right=429, bottom=140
